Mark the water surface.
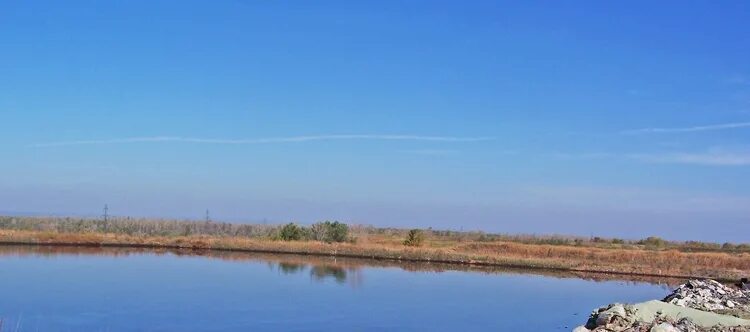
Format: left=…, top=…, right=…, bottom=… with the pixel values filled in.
left=0, top=246, right=678, bottom=331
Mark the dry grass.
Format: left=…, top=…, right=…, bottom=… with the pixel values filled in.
left=1, top=229, right=748, bottom=280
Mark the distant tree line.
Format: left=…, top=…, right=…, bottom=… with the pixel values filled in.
left=0, top=216, right=353, bottom=243
left=0, top=216, right=278, bottom=239
left=0, top=216, right=748, bottom=252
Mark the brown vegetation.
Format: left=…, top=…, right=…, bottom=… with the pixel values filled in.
left=1, top=223, right=748, bottom=280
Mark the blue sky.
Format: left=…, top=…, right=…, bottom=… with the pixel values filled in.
left=1, top=1, right=749, bottom=241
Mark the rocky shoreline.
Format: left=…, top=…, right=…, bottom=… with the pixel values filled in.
left=576, top=279, right=750, bottom=331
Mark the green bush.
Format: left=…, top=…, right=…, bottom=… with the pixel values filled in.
left=327, top=221, right=349, bottom=242
left=403, top=229, right=425, bottom=247
left=311, top=221, right=349, bottom=243
left=638, top=236, right=667, bottom=248
left=278, top=223, right=304, bottom=241
left=722, top=242, right=736, bottom=250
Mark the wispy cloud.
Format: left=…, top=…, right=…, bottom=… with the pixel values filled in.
left=624, top=121, right=750, bottom=134
left=548, top=152, right=616, bottom=160
left=551, top=149, right=750, bottom=166
left=401, top=149, right=459, bottom=156
left=30, top=135, right=494, bottom=148
left=631, top=150, right=750, bottom=166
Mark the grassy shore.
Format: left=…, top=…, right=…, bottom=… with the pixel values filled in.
left=1, top=218, right=749, bottom=280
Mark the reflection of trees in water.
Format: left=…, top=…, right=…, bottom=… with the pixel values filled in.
left=310, top=265, right=347, bottom=284
left=271, top=261, right=363, bottom=287
left=0, top=245, right=684, bottom=288
left=278, top=262, right=306, bottom=275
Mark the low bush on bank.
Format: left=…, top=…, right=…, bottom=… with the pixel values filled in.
left=276, top=221, right=350, bottom=243
left=278, top=223, right=305, bottom=241
left=638, top=236, right=667, bottom=248
left=310, top=221, right=349, bottom=243
left=403, top=229, right=425, bottom=247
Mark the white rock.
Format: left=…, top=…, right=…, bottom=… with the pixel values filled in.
left=595, top=304, right=627, bottom=326
left=650, top=322, right=680, bottom=332
left=704, top=303, right=726, bottom=311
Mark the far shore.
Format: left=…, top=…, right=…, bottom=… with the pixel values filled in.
left=1, top=225, right=749, bottom=281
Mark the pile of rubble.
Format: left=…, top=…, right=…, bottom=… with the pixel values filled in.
left=576, top=303, right=639, bottom=331
left=575, top=279, right=750, bottom=332
left=575, top=302, right=750, bottom=332
left=664, top=280, right=750, bottom=319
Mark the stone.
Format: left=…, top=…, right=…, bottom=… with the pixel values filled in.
left=595, top=304, right=628, bottom=326
left=649, top=323, right=680, bottom=332
left=580, top=279, right=750, bottom=331
left=663, top=279, right=750, bottom=316
left=631, top=300, right=750, bottom=328
left=572, top=326, right=589, bottom=332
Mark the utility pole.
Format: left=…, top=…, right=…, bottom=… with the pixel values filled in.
left=103, top=204, right=109, bottom=222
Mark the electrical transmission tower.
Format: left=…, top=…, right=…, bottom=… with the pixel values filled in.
left=103, top=204, right=109, bottom=222
left=205, top=209, right=211, bottom=223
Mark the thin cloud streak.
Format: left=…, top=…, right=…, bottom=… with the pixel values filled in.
left=624, top=121, right=750, bottom=134
left=550, top=149, right=750, bottom=166
left=30, top=135, right=494, bottom=148
left=401, top=149, right=459, bottom=156
left=630, top=151, right=750, bottom=166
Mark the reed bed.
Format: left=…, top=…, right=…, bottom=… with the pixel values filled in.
left=1, top=228, right=748, bottom=280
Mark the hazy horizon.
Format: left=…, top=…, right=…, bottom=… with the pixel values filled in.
left=2, top=1, right=749, bottom=242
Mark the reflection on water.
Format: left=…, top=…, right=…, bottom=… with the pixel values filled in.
left=0, top=244, right=680, bottom=331
left=274, top=261, right=362, bottom=286
left=0, top=244, right=682, bottom=288
left=278, top=262, right=306, bottom=274
left=310, top=265, right=349, bottom=284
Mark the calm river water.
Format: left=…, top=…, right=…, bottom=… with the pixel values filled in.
left=0, top=246, right=678, bottom=331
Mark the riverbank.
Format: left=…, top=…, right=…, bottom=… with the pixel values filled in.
left=1, top=229, right=748, bottom=280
